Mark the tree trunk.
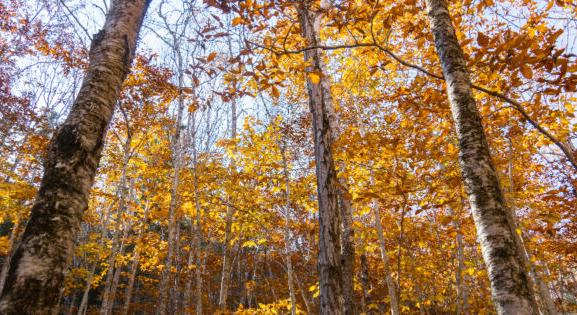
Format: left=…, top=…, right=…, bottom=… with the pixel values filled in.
left=339, top=193, right=355, bottom=314
left=121, top=201, right=149, bottom=315
left=370, top=176, right=400, bottom=315
left=294, top=270, right=312, bottom=314
left=121, top=248, right=139, bottom=315
left=105, top=232, right=127, bottom=315
left=0, top=220, right=20, bottom=294
left=280, top=145, right=297, bottom=315
left=425, top=0, right=539, bottom=313
left=449, top=201, right=468, bottom=315
left=218, top=95, right=237, bottom=311
left=298, top=2, right=344, bottom=313
left=157, top=41, right=186, bottom=315
left=264, top=258, right=278, bottom=303
left=507, top=140, right=557, bottom=315
left=192, top=116, right=203, bottom=315
left=102, top=136, right=132, bottom=315
left=0, top=0, right=150, bottom=313
left=359, top=253, right=370, bottom=314
left=77, top=262, right=98, bottom=315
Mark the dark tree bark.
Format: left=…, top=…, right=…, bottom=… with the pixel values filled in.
left=425, top=0, right=539, bottom=313
left=298, top=1, right=344, bottom=313
left=0, top=0, right=151, bottom=313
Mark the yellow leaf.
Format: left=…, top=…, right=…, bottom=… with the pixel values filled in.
left=242, top=240, right=257, bottom=248
left=308, top=72, right=321, bottom=84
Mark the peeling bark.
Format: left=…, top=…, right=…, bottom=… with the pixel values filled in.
left=425, top=0, right=539, bottom=313
left=0, top=0, right=150, bottom=313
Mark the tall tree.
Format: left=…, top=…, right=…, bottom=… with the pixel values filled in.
left=0, top=0, right=151, bottom=313
left=298, top=1, right=344, bottom=313
left=425, top=0, right=539, bottom=313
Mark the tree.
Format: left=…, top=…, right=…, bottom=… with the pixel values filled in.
left=0, top=0, right=151, bottom=313
left=425, top=0, right=539, bottom=313
left=297, top=1, right=345, bottom=313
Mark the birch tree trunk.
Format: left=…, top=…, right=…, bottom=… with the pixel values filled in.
left=298, top=2, right=344, bottom=313
left=0, top=0, right=150, bottom=313
left=425, top=0, right=539, bottom=313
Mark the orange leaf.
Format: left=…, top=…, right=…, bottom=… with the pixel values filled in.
left=520, top=65, right=533, bottom=79
left=207, top=52, right=217, bottom=62
left=477, top=32, right=489, bottom=47
left=232, top=17, right=243, bottom=26
left=271, top=86, right=280, bottom=98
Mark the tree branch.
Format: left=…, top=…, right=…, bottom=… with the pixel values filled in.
left=246, top=38, right=577, bottom=171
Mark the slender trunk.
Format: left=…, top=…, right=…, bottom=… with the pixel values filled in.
left=192, top=119, right=203, bottom=315
left=67, top=291, right=78, bottom=315
left=121, top=249, right=139, bottom=315
left=121, top=201, right=149, bottom=315
left=370, top=177, right=399, bottom=315
left=359, top=253, right=370, bottom=314
left=339, top=192, right=355, bottom=314
left=105, top=232, right=127, bottom=315
left=450, top=202, right=468, bottom=315
left=396, top=198, right=407, bottom=299
left=102, top=136, right=132, bottom=315
left=173, top=224, right=182, bottom=315
left=425, top=0, right=539, bottom=313
left=294, top=270, right=312, bottom=314
left=507, top=139, right=557, bottom=315
left=157, top=45, right=186, bottom=315
left=265, top=259, right=278, bottom=303
left=218, top=207, right=233, bottom=310
left=218, top=97, right=237, bottom=311
left=280, top=146, right=297, bottom=315
left=77, top=262, right=98, bottom=315
left=100, top=226, right=123, bottom=315
left=0, top=1, right=150, bottom=313
left=298, top=2, right=343, bottom=313
left=183, top=238, right=194, bottom=315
